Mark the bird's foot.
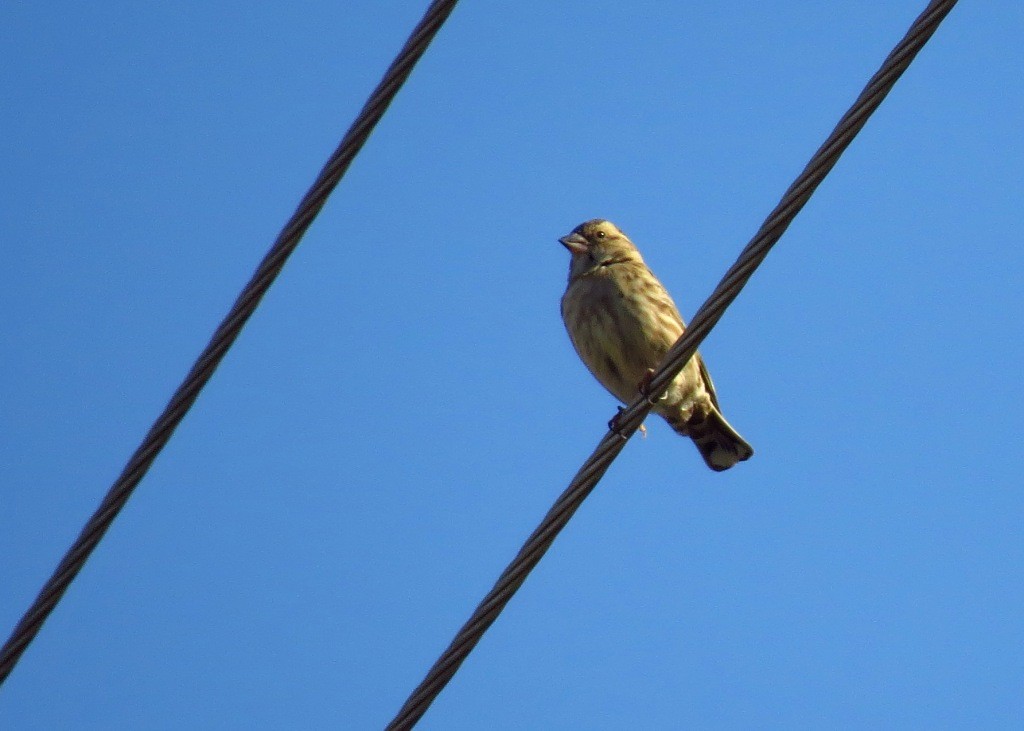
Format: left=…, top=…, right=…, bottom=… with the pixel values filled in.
left=608, top=407, right=647, bottom=440
left=638, top=368, right=662, bottom=406
left=608, top=407, right=629, bottom=440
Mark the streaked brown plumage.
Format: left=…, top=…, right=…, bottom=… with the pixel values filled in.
left=559, top=219, right=753, bottom=471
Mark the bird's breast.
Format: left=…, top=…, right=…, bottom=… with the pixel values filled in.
left=562, top=272, right=671, bottom=403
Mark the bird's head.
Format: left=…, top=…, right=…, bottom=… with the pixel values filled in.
left=559, top=219, right=642, bottom=280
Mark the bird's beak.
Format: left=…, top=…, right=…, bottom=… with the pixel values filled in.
left=558, top=232, right=589, bottom=255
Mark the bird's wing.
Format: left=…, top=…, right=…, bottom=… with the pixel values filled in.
left=663, top=291, right=720, bottom=410
left=697, top=355, right=721, bottom=411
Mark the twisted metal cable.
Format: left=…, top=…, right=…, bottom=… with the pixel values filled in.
left=0, top=0, right=462, bottom=687
left=385, top=0, right=958, bottom=727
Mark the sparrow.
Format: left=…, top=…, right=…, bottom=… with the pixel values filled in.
left=559, top=219, right=753, bottom=471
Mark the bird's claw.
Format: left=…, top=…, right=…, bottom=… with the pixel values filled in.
left=608, top=407, right=629, bottom=440
left=608, top=407, right=647, bottom=440
left=638, top=367, right=662, bottom=406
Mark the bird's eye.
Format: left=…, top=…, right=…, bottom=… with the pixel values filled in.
left=596, top=230, right=606, bottom=239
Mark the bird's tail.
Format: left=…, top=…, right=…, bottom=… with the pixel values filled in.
left=665, top=406, right=753, bottom=472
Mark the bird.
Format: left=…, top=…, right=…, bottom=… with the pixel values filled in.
left=558, top=219, right=753, bottom=471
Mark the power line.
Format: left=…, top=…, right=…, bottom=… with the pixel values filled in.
left=0, top=0, right=462, bottom=687
left=384, top=0, right=959, bottom=728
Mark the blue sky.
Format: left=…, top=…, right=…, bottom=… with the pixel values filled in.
left=2, top=1, right=1022, bottom=728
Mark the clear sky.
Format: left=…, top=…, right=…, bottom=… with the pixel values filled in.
left=2, top=2, right=1022, bottom=728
